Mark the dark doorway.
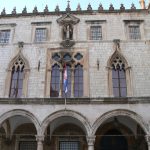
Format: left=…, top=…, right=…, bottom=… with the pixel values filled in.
left=100, top=129, right=128, bottom=150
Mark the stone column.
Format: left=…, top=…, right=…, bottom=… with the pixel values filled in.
left=71, top=68, right=74, bottom=97
left=145, top=135, right=150, bottom=150
left=0, top=135, right=2, bottom=150
left=59, top=69, right=63, bottom=97
left=86, top=136, right=95, bottom=150
left=36, top=135, right=44, bottom=150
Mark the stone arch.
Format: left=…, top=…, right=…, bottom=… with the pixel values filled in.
left=107, top=50, right=133, bottom=97
left=107, top=50, right=129, bottom=68
left=41, top=109, right=91, bottom=136
left=92, top=109, right=149, bottom=136
left=0, top=109, right=41, bottom=135
left=4, top=52, right=30, bottom=97
left=7, top=52, right=30, bottom=71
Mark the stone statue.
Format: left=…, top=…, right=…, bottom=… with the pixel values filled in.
left=63, top=24, right=73, bottom=40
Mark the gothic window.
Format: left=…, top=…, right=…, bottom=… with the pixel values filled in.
left=9, top=58, right=25, bottom=98
left=90, top=26, right=102, bottom=40
left=74, top=64, right=83, bottom=97
left=111, top=56, right=127, bottom=97
left=35, top=28, right=47, bottom=42
left=129, top=26, right=141, bottom=40
left=49, top=52, right=86, bottom=98
left=0, top=30, right=10, bottom=44
left=50, top=64, right=60, bottom=97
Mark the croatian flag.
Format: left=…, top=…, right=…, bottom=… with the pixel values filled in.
left=63, top=64, right=68, bottom=94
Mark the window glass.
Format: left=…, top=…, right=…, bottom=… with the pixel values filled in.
left=129, top=26, right=141, bottom=40
left=0, top=30, right=10, bottom=43
left=35, top=28, right=47, bottom=42
left=50, top=64, right=60, bottom=97
left=90, top=26, right=102, bottom=40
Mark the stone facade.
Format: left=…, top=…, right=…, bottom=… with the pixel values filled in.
left=0, top=2, right=150, bottom=150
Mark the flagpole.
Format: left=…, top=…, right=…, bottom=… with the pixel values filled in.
left=65, top=93, right=67, bottom=110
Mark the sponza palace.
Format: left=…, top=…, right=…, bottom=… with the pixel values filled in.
left=0, top=0, right=150, bottom=150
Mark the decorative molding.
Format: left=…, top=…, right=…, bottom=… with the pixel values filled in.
left=31, top=22, right=51, bottom=25
left=57, top=13, right=80, bottom=25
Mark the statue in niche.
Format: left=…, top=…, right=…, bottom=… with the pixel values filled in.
left=63, top=24, right=73, bottom=40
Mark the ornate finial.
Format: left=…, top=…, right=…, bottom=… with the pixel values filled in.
left=109, top=4, right=114, bottom=11
left=87, top=3, right=92, bottom=11
left=1, top=8, right=6, bottom=16
left=98, top=3, right=103, bottom=11
left=12, top=7, right=16, bottom=15
left=55, top=5, right=60, bottom=12
left=44, top=5, right=49, bottom=13
left=139, top=0, right=145, bottom=9
left=22, top=6, right=27, bottom=14
left=33, top=6, right=38, bottom=14
left=120, top=4, right=125, bottom=11
left=131, top=3, right=136, bottom=10
left=66, top=0, right=71, bottom=12
left=76, top=3, right=81, bottom=11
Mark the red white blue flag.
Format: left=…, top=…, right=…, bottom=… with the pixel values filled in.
left=63, top=64, right=68, bottom=94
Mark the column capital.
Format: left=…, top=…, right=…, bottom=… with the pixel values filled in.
left=36, top=135, right=45, bottom=142
left=145, top=135, right=150, bottom=146
left=86, top=136, right=96, bottom=146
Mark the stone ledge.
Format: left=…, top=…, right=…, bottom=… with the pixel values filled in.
left=0, top=97, right=149, bottom=105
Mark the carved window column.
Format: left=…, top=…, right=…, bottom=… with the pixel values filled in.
left=71, top=67, right=74, bottom=97
left=145, top=135, right=150, bottom=150
left=59, top=68, right=63, bottom=97
left=86, top=136, right=95, bottom=150
left=36, top=135, right=44, bottom=150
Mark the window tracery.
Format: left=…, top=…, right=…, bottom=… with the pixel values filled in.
left=50, top=52, right=84, bottom=98
left=9, top=57, right=25, bottom=98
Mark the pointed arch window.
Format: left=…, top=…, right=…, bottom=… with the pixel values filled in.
left=50, top=64, right=60, bottom=97
left=9, top=58, right=24, bottom=98
left=111, top=56, right=127, bottom=97
left=74, top=64, right=83, bottom=97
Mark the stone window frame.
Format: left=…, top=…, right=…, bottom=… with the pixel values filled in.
left=45, top=48, right=89, bottom=98
left=107, top=51, right=133, bottom=97
left=0, top=23, right=16, bottom=45
left=124, top=20, right=144, bottom=41
left=31, top=22, right=51, bottom=43
left=4, top=53, right=30, bottom=98
left=85, top=20, right=106, bottom=41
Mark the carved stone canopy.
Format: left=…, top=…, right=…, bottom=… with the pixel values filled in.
left=57, top=13, right=80, bottom=25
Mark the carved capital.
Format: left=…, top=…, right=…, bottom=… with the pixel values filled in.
left=145, top=135, right=150, bottom=145
left=36, top=135, right=45, bottom=142
left=86, top=136, right=96, bottom=146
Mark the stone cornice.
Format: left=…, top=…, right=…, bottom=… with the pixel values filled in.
left=0, top=97, right=150, bottom=104
left=0, top=9, right=148, bottom=19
